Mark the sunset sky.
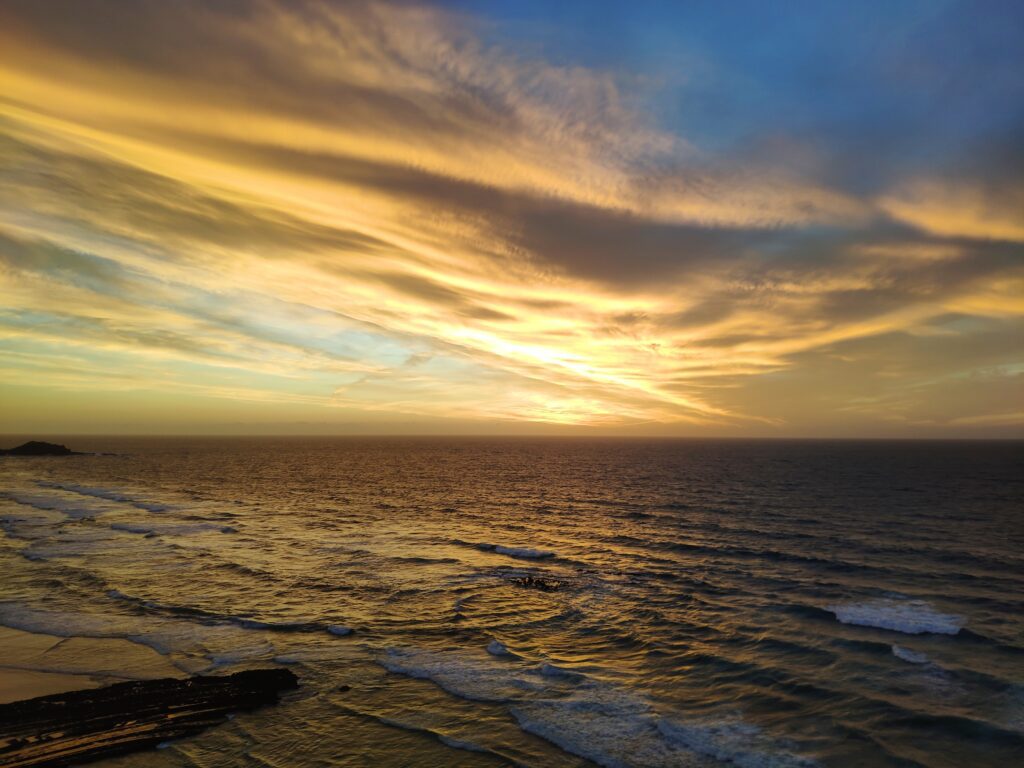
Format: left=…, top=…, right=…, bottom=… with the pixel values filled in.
left=1, top=0, right=1022, bottom=436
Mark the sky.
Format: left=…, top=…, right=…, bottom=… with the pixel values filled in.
left=0, top=0, right=1022, bottom=437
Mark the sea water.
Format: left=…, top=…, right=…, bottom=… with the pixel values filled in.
left=1, top=437, right=1021, bottom=767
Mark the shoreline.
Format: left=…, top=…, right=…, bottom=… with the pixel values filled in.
left=0, top=625, right=185, bottom=704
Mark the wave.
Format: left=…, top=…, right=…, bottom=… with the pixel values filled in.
left=0, top=602, right=195, bottom=658
left=487, top=639, right=513, bottom=657
left=892, top=645, right=930, bottom=664
left=272, top=647, right=340, bottom=665
left=461, top=540, right=556, bottom=559
left=379, top=647, right=546, bottom=703
left=380, top=647, right=815, bottom=768
left=104, top=589, right=326, bottom=633
left=37, top=481, right=172, bottom=512
left=513, top=685, right=815, bottom=768
left=656, top=719, right=816, bottom=768
left=827, top=598, right=964, bottom=635
left=884, top=712, right=1024, bottom=752
left=109, top=521, right=236, bottom=536
left=510, top=693, right=698, bottom=768
left=957, top=628, right=1024, bottom=655
left=494, top=545, right=555, bottom=559
left=333, top=704, right=512, bottom=764
left=206, top=641, right=276, bottom=668
left=4, top=492, right=100, bottom=520
left=537, top=663, right=585, bottom=681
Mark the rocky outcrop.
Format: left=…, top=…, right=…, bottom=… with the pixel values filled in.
left=0, top=668, right=299, bottom=766
left=510, top=575, right=562, bottom=592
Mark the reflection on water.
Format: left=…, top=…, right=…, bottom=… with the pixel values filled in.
left=1, top=438, right=1022, bottom=767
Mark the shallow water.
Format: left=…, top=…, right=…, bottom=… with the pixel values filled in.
left=1, top=437, right=1022, bottom=767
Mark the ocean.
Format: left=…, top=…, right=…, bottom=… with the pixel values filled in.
left=1, top=437, right=1022, bottom=767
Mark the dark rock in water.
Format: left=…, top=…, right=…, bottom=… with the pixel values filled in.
left=0, top=441, right=81, bottom=456
left=0, top=668, right=298, bottom=767
left=510, top=575, right=562, bottom=592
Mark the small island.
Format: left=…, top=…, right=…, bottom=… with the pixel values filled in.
left=0, top=441, right=82, bottom=456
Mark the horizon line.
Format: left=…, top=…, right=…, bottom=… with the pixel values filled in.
left=3, top=433, right=1022, bottom=442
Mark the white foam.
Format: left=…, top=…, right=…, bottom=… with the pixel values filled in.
left=538, top=663, right=584, bottom=680
left=828, top=598, right=964, bottom=635
left=515, top=696, right=815, bottom=768
left=328, top=625, right=353, bottom=637
left=494, top=545, right=554, bottom=559
left=510, top=689, right=704, bottom=768
left=892, top=645, right=929, bottom=664
left=486, top=639, right=511, bottom=656
left=657, top=718, right=816, bottom=768
left=5, top=493, right=100, bottom=520
left=379, top=647, right=545, bottom=702
left=38, top=481, right=129, bottom=502
left=14, top=524, right=127, bottom=559
left=207, top=641, right=275, bottom=667
left=37, top=482, right=171, bottom=512
left=381, top=647, right=813, bottom=768
left=0, top=505, right=65, bottom=539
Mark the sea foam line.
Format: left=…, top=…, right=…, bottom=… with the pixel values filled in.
left=37, top=481, right=172, bottom=512
left=380, top=647, right=815, bottom=768
left=828, top=598, right=964, bottom=635
left=4, top=492, right=100, bottom=520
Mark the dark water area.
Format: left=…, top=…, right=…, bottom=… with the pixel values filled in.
left=1, top=437, right=1022, bottom=767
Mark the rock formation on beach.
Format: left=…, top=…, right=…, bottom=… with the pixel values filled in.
left=0, top=441, right=81, bottom=456
left=0, top=668, right=299, bottom=766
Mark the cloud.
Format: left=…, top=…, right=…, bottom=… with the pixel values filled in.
left=879, top=179, right=1024, bottom=242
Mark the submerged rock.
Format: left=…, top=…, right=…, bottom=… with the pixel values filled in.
left=0, top=668, right=298, bottom=766
left=0, top=441, right=81, bottom=456
left=510, top=575, right=562, bottom=592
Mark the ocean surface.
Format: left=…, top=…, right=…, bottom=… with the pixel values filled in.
left=1, top=437, right=1022, bottom=767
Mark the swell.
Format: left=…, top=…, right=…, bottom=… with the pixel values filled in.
left=36, top=481, right=172, bottom=512
left=675, top=645, right=1024, bottom=751
left=600, top=532, right=1024, bottom=586
left=330, top=703, right=516, bottom=765
left=782, top=602, right=1023, bottom=654
left=104, top=588, right=328, bottom=633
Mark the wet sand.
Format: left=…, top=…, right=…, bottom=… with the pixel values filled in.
left=0, top=667, right=104, bottom=705
left=0, top=625, right=183, bottom=704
